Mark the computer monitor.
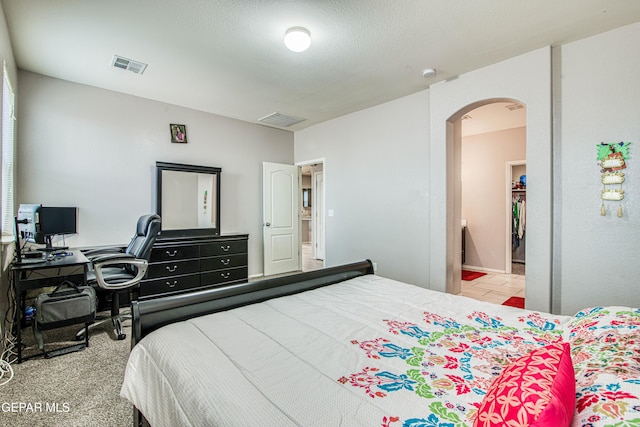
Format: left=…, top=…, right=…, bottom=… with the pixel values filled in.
left=17, top=204, right=41, bottom=242
left=38, top=207, right=77, bottom=236
left=37, top=207, right=77, bottom=250
left=17, top=204, right=78, bottom=251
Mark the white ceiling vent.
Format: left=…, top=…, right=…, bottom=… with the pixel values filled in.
left=111, top=55, right=147, bottom=74
left=258, top=112, right=306, bottom=127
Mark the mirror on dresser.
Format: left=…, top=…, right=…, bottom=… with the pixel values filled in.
left=147, top=161, right=249, bottom=300
left=156, top=161, right=221, bottom=238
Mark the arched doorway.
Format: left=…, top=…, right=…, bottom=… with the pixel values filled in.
left=440, top=98, right=524, bottom=296
left=457, top=100, right=527, bottom=303
left=427, top=47, right=553, bottom=313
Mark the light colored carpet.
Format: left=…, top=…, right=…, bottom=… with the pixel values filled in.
left=2, top=313, right=133, bottom=426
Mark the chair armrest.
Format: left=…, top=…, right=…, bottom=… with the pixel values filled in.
left=83, top=246, right=126, bottom=260
left=90, top=252, right=135, bottom=264
left=93, top=256, right=149, bottom=290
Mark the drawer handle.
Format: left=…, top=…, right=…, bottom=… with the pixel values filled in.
left=165, top=250, right=178, bottom=257
left=221, top=245, right=231, bottom=252
left=221, top=258, right=230, bottom=266
left=166, top=265, right=178, bottom=273
left=221, top=272, right=231, bottom=279
left=166, top=280, right=178, bottom=288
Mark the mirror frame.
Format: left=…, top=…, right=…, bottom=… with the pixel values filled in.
left=156, top=161, right=222, bottom=238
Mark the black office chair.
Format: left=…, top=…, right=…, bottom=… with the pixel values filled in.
left=77, top=214, right=161, bottom=340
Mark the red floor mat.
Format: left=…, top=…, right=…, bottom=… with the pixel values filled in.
left=501, top=296, right=525, bottom=309
left=461, top=270, right=487, bottom=281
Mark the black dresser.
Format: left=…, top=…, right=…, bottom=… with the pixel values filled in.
left=138, top=234, right=248, bottom=300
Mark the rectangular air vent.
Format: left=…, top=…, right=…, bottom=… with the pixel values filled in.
left=505, top=103, right=524, bottom=111
left=111, top=55, right=147, bottom=74
left=258, top=112, right=306, bottom=127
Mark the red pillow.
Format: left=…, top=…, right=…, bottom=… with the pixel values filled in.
left=474, top=342, right=575, bottom=427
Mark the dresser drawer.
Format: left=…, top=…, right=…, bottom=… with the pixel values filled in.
left=150, top=244, right=199, bottom=262
left=201, top=254, right=247, bottom=272
left=201, top=266, right=248, bottom=287
left=146, top=259, right=200, bottom=279
left=200, top=240, right=247, bottom=257
left=139, top=273, right=200, bottom=298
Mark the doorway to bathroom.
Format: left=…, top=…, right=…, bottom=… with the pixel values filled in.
left=300, top=161, right=324, bottom=272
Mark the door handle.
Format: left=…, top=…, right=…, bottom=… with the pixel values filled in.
left=265, top=222, right=271, bottom=227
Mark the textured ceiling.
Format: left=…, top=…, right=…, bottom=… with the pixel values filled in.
left=3, top=0, right=640, bottom=131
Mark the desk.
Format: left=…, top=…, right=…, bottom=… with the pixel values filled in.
left=11, top=251, right=89, bottom=363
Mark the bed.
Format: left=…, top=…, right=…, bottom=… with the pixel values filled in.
left=121, top=260, right=640, bottom=427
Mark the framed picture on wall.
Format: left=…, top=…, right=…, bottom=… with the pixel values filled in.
left=170, top=124, right=187, bottom=143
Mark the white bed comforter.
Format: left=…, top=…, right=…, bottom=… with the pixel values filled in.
left=120, top=274, right=639, bottom=427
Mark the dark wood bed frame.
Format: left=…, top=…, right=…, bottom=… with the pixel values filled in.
left=130, top=259, right=374, bottom=425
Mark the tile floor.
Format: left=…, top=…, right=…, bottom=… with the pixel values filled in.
left=458, top=271, right=525, bottom=305
left=302, top=242, right=324, bottom=272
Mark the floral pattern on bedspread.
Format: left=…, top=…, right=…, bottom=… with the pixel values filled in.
left=339, top=310, right=565, bottom=426
left=564, top=307, right=640, bottom=427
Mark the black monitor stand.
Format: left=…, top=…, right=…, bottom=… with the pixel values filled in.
left=37, top=235, right=69, bottom=253
left=14, top=217, right=23, bottom=260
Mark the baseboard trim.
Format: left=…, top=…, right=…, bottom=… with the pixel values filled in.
left=461, top=265, right=506, bottom=274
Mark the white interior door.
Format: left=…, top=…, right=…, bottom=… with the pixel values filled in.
left=313, top=171, right=325, bottom=260
left=263, top=162, right=300, bottom=277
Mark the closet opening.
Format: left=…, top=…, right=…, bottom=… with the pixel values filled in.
left=507, top=161, right=526, bottom=275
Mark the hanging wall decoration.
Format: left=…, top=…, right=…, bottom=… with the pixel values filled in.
left=597, top=141, right=631, bottom=217
left=170, top=124, right=188, bottom=143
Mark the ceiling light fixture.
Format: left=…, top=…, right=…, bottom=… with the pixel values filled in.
left=284, top=27, right=311, bottom=52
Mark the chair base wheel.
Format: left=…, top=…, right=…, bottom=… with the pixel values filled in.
left=117, top=333, right=126, bottom=340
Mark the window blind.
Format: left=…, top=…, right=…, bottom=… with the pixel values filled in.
left=1, top=63, right=16, bottom=236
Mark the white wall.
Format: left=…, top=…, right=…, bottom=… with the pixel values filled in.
left=16, top=71, right=294, bottom=276
left=462, top=127, right=526, bottom=271
left=295, top=91, right=430, bottom=286
left=554, top=23, right=640, bottom=314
